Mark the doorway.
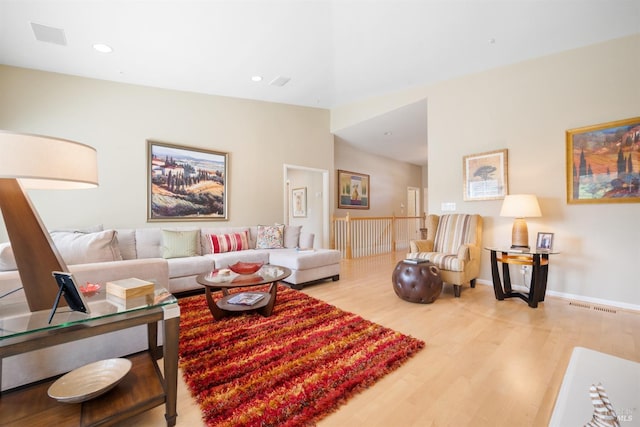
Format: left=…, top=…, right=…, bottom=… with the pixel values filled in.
left=283, top=165, right=330, bottom=248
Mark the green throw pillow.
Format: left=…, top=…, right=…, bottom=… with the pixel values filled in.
left=161, top=229, right=199, bottom=259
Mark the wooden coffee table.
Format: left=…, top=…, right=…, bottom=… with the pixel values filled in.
left=196, top=265, right=291, bottom=320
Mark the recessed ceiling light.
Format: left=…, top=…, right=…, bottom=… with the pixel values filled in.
left=384, top=131, right=393, bottom=136
left=251, top=75, right=263, bottom=82
left=93, top=43, right=113, bottom=53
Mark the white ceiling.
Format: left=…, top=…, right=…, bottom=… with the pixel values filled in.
left=1, top=0, right=638, bottom=166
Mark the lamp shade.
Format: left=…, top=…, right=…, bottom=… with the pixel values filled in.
left=0, top=130, right=98, bottom=312
left=499, top=194, right=541, bottom=218
left=0, top=130, right=98, bottom=189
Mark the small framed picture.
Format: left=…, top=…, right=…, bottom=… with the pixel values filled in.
left=536, top=232, right=554, bottom=251
left=462, top=149, right=508, bottom=201
left=292, top=187, right=307, bottom=218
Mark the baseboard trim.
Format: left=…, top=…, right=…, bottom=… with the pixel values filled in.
left=474, top=279, right=640, bottom=313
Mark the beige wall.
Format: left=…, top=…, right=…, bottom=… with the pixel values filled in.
left=333, top=34, right=640, bottom=308
left=334, top=138, right=423, bottom=217
left=0, top=66, right=333, bottom=242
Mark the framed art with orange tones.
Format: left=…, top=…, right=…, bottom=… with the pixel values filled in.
left=566, top=117, right=640, bottom=204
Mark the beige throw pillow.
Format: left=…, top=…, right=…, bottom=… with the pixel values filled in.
left=50, top=229, right=123, bottom=265
left=161, top=229, right=199, bottom=259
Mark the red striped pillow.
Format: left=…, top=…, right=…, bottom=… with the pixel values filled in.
left=209, top=232, right=249, bottom=254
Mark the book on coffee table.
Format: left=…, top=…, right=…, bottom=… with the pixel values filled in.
left=227, top=292, right=265, bottom=306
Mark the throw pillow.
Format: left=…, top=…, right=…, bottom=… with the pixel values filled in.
left=256, top=224, right=284, bottom=249
left=50, top=229, right=123, bottom=265
left=209, top=232, right=249, bottom=254
left=161, top=229, right=199, bottom=259
left=281, top=224, right=302, bottom=249
left=414, top=240, right=433, bottom=252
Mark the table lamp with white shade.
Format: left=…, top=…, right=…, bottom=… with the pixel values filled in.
left=499, top=194, right=541, bottom=250
left=0, top=130, right=98, bottom=312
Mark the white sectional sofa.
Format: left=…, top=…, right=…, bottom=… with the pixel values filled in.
left=0, top=224, right=341, bottom=297
left=0, top=224, right=340, bottom=391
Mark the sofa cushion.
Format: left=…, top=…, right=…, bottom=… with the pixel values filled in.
left=135, top=228, right=162, bottom=259
left=161, top=229, right=199, bottom=259
left=208, top=231, right=249, bottom=254
left=408, top=252, right=466, bottom=272
left=268, top=249, right=341, bottom=270
left=166, top=256, right=213, bottom=279
left=0, top=228, right=121, bottom=271
left=115, top=229, right=137, bottom=260
left=50, top=230, right=123, bottom=265
left=433, top=214, right=477, bottom=254
left=256, top=225, right=284, bottom=249
left=282, top=225, right=302, bottom=248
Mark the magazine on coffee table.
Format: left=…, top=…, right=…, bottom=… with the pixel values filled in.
left=227, top=292, right=265, bottom=306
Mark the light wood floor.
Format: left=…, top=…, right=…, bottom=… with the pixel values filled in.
left=127, top=252, right=640, bottom=427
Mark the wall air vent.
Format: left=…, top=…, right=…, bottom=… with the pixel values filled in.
left=269, top=76, right=291, bottom=87
left=569, top=301, right=617, bottom=314
left=30, top=22, right=67, bottom=46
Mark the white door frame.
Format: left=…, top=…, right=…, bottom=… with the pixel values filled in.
left=283, top=164, right=330, bottom=248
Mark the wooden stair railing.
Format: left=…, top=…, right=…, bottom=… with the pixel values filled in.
left=331, top=213, right=425, bottom=259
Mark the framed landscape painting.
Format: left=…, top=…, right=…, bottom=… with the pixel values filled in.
left=462, top=149, right=508, bottom=201
left=566, top=117, right=640, bottom=204
left=147, top=140, right=228, bottom=221
left=338, top=170, right=370, bottom=209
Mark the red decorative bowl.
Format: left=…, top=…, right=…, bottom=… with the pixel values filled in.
left=228, top=261, right=264, bottom=275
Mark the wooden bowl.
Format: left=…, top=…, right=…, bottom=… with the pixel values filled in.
left=228, top=261, right=264, bottom=275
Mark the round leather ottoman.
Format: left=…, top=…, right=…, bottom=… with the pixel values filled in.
left=392, top=261, right=443, bottom=304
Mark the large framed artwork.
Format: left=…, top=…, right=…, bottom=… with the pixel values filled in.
left=292, top=187, right=307, bottom=218
left=338, top=170, right=370, bottom=209
left=462, top=149, right=508, bottom=201
left=147, top=140, right=228, bottom=221
left=566, top=117, right=640, bottom=204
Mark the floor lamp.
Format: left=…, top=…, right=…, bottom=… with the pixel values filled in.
left=499, top=194, right=541, bottom=250
left=0, top=131, right=98, bottom=312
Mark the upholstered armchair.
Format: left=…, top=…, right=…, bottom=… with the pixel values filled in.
left=407, top=214, right=483, bottom=297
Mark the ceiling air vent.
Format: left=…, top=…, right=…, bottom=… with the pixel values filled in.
left=30, top=22, right=67, bottom=46
left=269, top=76, right=291, bottom=87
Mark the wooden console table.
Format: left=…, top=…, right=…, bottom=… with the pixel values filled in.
left=0, top=287, right=180, bottom=426
left=486, top=247, right=558, bottom=308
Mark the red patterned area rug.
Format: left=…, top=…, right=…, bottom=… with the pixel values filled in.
left=178, top=285, right=424, bottom=427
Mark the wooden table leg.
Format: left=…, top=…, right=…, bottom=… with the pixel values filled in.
left=490, top=250, right=505, bottom=300
left=204, top=287, right=225, bottom=320
left=501, top=252, right=513, bottom=294
left=259, top=282, right=278, bottom=317
left=539, top=254, right=550, bottom=301
left=163, top=312, right=180, bottom=427
left=527, top=254, right=541, bottom=308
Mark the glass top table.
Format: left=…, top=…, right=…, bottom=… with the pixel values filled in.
left=0, top=285, right=177, bottom=340
left=0, top=284, right=179, bottom=426
left=485, top=247, right=559, bottom=308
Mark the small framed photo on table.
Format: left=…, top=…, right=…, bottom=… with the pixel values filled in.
left=536, top=232, right=554, bottom=251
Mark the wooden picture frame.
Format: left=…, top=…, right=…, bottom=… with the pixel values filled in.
left=338, top=170, right=370, bottom=209
left=292, top=187, right=307, bottom=218
left=566, top=117, right=640, bottom=204
left=463, top=149, right=508, bottom=201
left=536, top=232, right=554, bottom=251
left=147, top=140, right=228, bottom=221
